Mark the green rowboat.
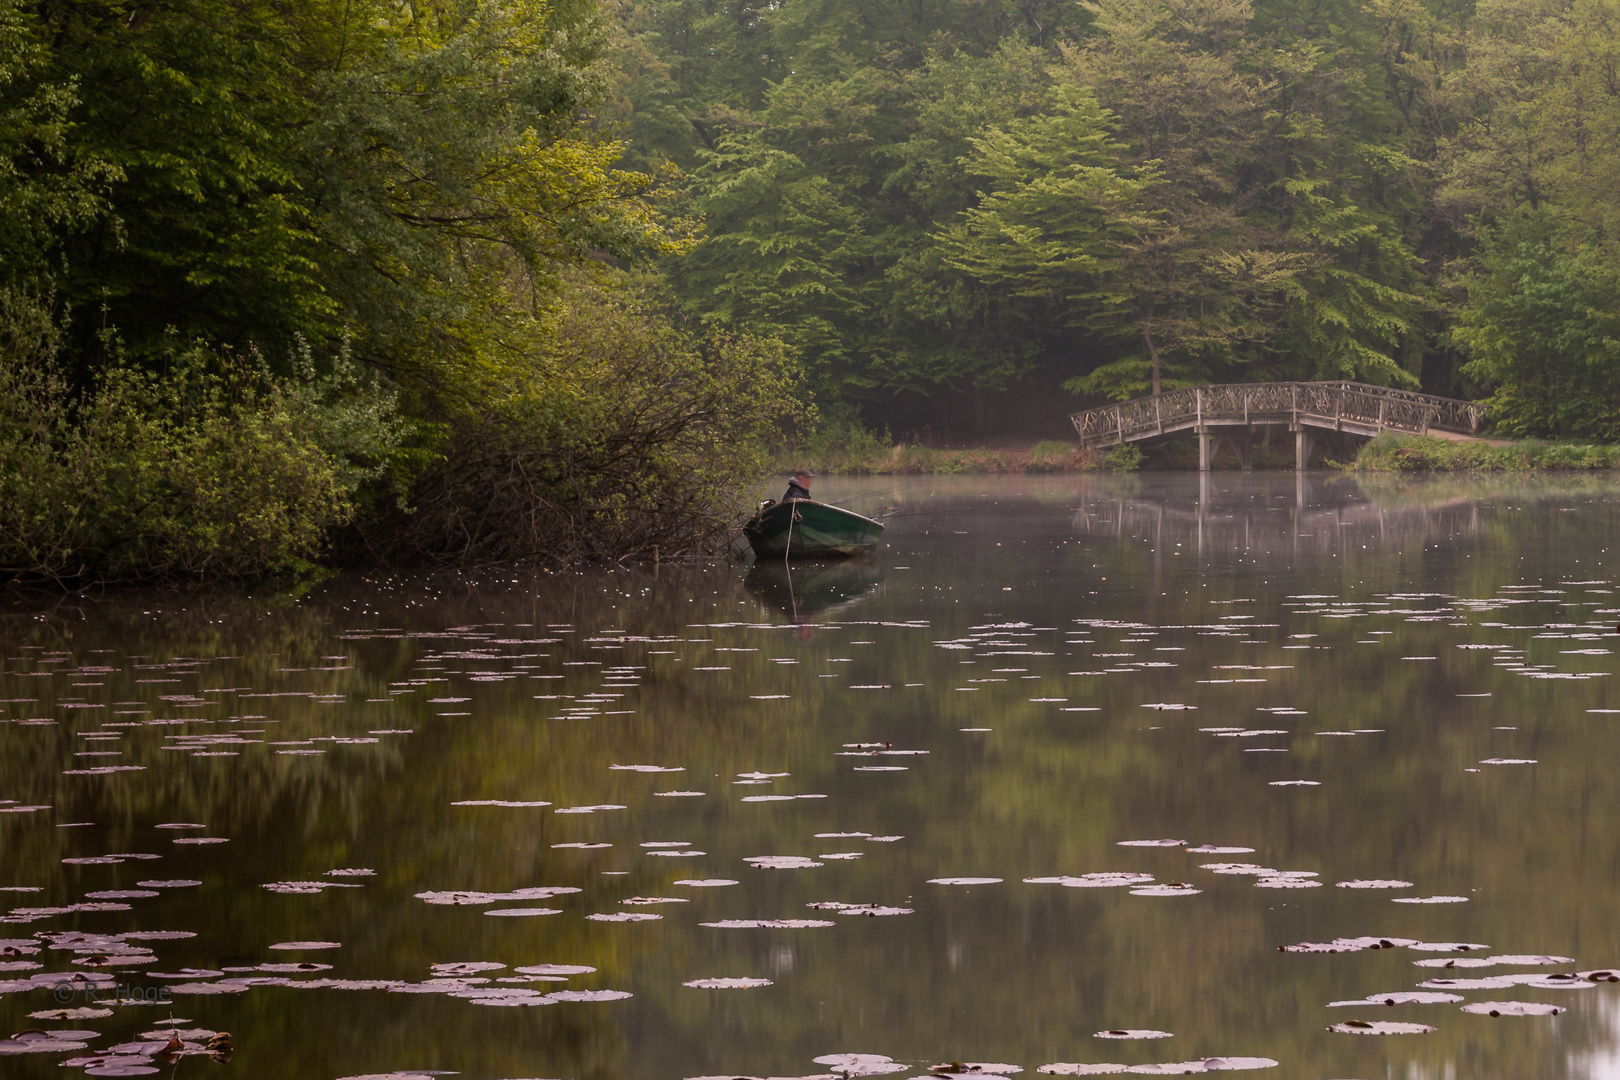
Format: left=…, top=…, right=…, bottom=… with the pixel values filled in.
left=742, top=499, right=885, bottom=559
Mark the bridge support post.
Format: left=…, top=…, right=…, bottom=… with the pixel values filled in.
left=1236, top=429, right=1252, bottom=471
left=1294, top=427, right=1314, bottom=471
left=1198, top=429, right=1212, bottom=472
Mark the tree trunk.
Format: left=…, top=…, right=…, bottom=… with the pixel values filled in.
left=1142, top=328, right=1161, bottom=397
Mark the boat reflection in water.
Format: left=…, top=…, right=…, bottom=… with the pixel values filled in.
left=744, top=558, right=883, bottom=623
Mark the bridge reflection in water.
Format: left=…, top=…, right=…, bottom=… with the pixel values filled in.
left=1071, top=472, right=1484, bottom=565
left=1070, top=381, right=1488, bottom=470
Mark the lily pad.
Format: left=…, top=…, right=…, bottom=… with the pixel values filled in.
left=812, top=1053, right=909, bottom=1076
left=1392, top=895, right=1469, bottom=904
left=1025, top=874, right=1154, bottom=888
left=1460, top=1001, right=1564, bottom=1016
left=1335, top=880, right=1414, bottom=889
left=1326, top=1020, right=1435, bottom=1035
left=930, top=1063, right=1022, bottom=1074
left=1409, top=942, right=1490, bottom=952
left=485, top=908, right=562, bottom=917
left=701, top=919, right=836, bottom=929
left=683, top=977, right=773, bottom=988
left=1185, top=846, right=1255, bottom=855
left=545, top=988, right=633, bottom=1002
left=267, top=941, right=341, bottom=950
left=1328, top=991, right=1464, bottom=1006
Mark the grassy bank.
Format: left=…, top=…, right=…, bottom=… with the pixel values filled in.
left=1351, top=433, right=1620, bottom=471
left=781, top=428, right=1143, bottom=474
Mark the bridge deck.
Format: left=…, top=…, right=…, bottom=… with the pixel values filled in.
left=1070, top=382, right=1487, bottom=470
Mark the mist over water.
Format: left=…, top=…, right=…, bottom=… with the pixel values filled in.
left=6, top=472, right=1620, bottom=1080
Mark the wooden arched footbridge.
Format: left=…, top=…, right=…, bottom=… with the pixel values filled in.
left=1070, top=381, right=1488, bottom=470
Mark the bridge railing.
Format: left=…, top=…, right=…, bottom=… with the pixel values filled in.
left=1071, top=381, right=1486, bottom=447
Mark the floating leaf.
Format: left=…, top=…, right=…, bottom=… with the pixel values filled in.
left=807, top=902, right=913, bottom=916
left=930, top=1062, right=1022, bottom=1074
left=267, top=941, right=341, bottom=950
left=485, top=908, right=561, bottom=917
left=1392, top=896, right=1469, bottom=904
left=1326, top=1021, right=1435, bottom=1035
left=701, top=919, right=835, bottom=929
left=1025, top=874, right=1155, bottom=889
left=546, top=988, right=632, bottom=1002
left=1328, top=992, right=1464, bottom=1006
left=683, top=977, right=773, bottom=988
left=1409, top=942, right=1490, bottom=953
left=1460, top=1001, right=1565, bottom=1016
left=1122, top=1064, right=1207, bottom=1075
left=812, top=1053, right=909, bottom=1076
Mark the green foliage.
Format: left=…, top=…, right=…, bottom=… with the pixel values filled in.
left=1353, top=432, right=1620, bottom=471
left=1454, top=213, right=1620, bottom=441
left=0, top=292, right=404, bottom=581
left=627, top=0, right=1434, bottom=415
left=1027, top=440, right=1080, bottom=472
left=0, top=0, right=116, bottom=281
left=360, top=278, right=808, bottom=564
left=1102, top=444, right=1145, bottom=471
left=9, top=0, right=688, bottom=378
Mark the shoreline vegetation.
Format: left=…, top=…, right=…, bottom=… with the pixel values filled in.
left=5, top=0, right=1619, bottom=584
left=780, top=430, right=1620, bottom=475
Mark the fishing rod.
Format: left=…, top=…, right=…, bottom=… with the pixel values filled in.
left=826, top=482, right=923, bottom=508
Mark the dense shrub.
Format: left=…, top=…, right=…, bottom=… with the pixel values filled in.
left=1352, top=433, right=1620, bottom=472
left=357, top=283, right=806, bottom=565
left=0, top=293, right=404, bottom=581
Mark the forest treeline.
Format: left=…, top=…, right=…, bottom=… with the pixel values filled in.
left=1, top=0, right=1617, bottom=579
left=621, top=0, right=1620, bottom=435
left=0, top=0, right=803, bottom=579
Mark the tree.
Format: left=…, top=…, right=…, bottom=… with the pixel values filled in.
left=1454, top=212, right=1620, bottom=440
left=0, top=0, right=115, bottom=283
left=9, top=0, right=689, bottom=384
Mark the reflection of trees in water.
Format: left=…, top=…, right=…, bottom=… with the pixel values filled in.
left=7, top=489, right=1620, bottom=1079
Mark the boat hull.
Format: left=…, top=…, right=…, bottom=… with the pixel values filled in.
left=742, top=500, right=884, bottom=559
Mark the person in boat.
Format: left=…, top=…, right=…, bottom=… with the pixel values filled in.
left=781, top=469, right=815, bottom=502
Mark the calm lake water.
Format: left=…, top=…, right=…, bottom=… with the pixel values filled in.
left=7, top=472, right=1620, bottom=1080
